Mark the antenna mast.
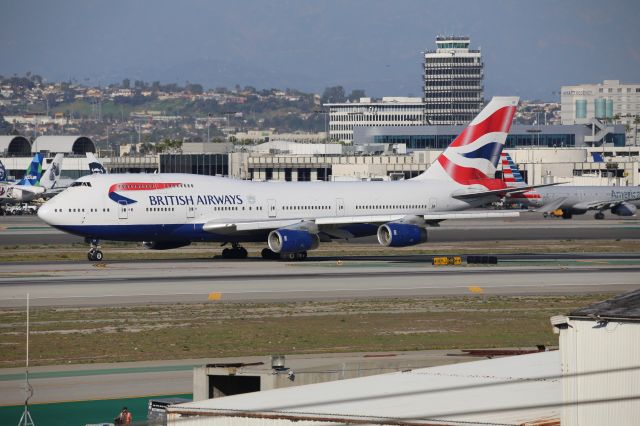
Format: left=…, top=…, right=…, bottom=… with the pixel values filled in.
left=18, top=293, right=34, bottom=426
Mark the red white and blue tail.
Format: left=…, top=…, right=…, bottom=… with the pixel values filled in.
left=500, top=152, right=542, bottom=204
left=414, top=96, right=518, bottom=189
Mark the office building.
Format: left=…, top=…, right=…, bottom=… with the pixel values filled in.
left=561, top=80, right=640, bottom=145
left=325, top=97, right=426, bottom=143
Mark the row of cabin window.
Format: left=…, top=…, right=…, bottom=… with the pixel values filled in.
left=283, top=206, right=330, bottom=211
left=146, top=207, right=176, bottom=212
left=355, top=205, right=427, bottom=210
left=54, top=208, right=111, bottom=213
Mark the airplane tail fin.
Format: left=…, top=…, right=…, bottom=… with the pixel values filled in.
left=500, top=152, right=527, bottom=187
left=17, top=153, right=44, bottom=186
left=87, top=152, right=107, bottom=174
left=413, top=96, right=518, bottom=187
left=500, top=152, right=542, bottom=204
left=0, top=159, right=6, bottom=182
left=40, top=154, right=64, bottom=190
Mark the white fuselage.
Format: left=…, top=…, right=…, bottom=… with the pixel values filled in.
left=37, top=173, right=480, bottom=243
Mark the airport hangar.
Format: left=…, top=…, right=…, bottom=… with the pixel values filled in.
left=0, top=121, right=638, bottom=187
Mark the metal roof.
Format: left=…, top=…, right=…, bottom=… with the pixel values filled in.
left=169, top=351, right=560, bottom=425
left=0, top=135, right=31, bottom=156
left=569, top=289, right=640, bottom=320
left=31, top=136, right=95, bottom=154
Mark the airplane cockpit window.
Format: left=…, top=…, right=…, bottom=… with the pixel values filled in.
left=71, top=182, right=92, bottom=187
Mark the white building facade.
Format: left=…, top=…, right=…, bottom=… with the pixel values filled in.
left=325, top=97, right=426, bottom=143
left=561, top=80, right=640, bottom=145
left=423, top=36, right=484, bottom=125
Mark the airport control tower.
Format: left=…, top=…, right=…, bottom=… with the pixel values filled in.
left=423, top=36, right=484, bottom=125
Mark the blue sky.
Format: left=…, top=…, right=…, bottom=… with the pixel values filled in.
left=1, top=0, right=638, bottom=100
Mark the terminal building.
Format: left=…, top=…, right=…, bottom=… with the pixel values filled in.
left=423, top=36, right=484, bottom=125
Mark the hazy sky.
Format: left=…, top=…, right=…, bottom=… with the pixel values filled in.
left=1, top=0, right=638, bottom=100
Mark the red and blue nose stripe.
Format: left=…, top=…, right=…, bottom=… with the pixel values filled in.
left=108, top=182, right=182, bottom=205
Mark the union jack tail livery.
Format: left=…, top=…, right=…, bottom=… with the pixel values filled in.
left=414, top=96, right=518, bottom=190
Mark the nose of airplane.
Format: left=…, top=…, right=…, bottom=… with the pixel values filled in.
left=37, top=202, right=53, bottom=225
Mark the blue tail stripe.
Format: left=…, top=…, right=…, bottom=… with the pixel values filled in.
left=461, top=142, right=503, bottom=167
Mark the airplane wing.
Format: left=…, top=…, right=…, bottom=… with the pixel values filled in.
left=451, top=182, right=562, bottom=200
left=202, top=211, right=520, bottom=234
left=535, top=197, right=567, bottom=213
left=572, top=196, right=640, bottom=211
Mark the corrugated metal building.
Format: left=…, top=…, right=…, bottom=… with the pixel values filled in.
left=552, top=290, right=640, bottom=426
left=167, top=351, right=560, bottom=426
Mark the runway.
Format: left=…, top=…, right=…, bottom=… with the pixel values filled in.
left=1, top=256, right=639, bottom=307
left=1, top=213, right=640, bottom=246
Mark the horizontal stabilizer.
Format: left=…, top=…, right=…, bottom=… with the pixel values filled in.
left=452, top=182, right=563, bottom=200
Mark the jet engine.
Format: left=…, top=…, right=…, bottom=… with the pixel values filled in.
left=611, top=202, right=637, bottom=217
left=377, top=223, right=427, bottom=247
left=143, top=241, right=192, bottom=250
left=268, top=229, right=320, bottom=253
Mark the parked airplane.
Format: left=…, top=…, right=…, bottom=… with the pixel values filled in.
left=0, top=153, right=45, bottom=204
left=39, top=96, right=549, bottom=261
left=501, top=152, right=640, bottom=219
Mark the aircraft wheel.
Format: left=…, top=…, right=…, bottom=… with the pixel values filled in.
left=239, top=247, right=248, bottom=259
left=295, top=251, right=307, bottom=261
left=222, top=248, right=231, bottom=258
left=595, top=212, right=605, bottom=220
left=562, top=210, right=573, bottom=219
left=87, top=251, right=95, bottom=261
left=94, top=250, right=103, bottom=261
left=281, top=252, right=296, bottom=261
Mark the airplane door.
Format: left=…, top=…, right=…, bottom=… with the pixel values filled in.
left=429, top=198, right=437, bottom=211
left=118, top=201, right=128, bottom=220
left=267, top=199, right=277, bottom=218
left=186, top=205, right=196, bottom=219
left=335, top=198, right=344, bottom=216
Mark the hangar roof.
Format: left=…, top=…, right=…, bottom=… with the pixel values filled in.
left=32, top=136, right=95, bottom=155
left=0, top=135, right=32, bottom=157
left=570, top=289, right=640, bottom=320
left=169, top=351, right=560, bottom=425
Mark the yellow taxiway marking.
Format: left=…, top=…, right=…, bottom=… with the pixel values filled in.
left=208, top=292, right=222, bottom=301
left=468, top=286, right=484, bottom=294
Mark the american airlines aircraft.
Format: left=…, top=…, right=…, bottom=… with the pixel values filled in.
left=38, top=96, right=543, bottom=261
left=501, top=152, right=640, bottom=219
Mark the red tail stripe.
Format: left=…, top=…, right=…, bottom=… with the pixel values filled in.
left=437, top=155, right=507, bottom=190
left=449, top=106, right=516, bottom=148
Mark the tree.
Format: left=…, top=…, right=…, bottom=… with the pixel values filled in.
left=347, top=89, right=366, bottom=102
left=320, top=86, right=346, bottom=104
left=0, top=115, right=11, bottom=135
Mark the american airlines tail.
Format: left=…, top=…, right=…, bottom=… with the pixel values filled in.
left=500, top=152, right=542, bottom=204
left=414, top=96, right=518, bottom=190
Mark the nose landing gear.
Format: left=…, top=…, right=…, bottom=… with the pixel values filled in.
left=86, top=238, right=103, bottom=261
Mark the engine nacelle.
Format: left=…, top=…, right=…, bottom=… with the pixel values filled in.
left=143, top=241, right=191, bottom=250
left=611, top=202, right=637, bottom=217
left=377, top=223, right=428, bottom=247
left=268, top=229, right=320, bottom=253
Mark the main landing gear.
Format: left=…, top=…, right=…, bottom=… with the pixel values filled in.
left=261, top=248, right=307, bottom=261
left=86, top=238, right=104, bottom=261
left=594, top=211, right=605, bottom=220
left=221, top=243, right=248, bottom=259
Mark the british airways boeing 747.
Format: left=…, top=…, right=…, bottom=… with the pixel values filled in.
left=38, top=96, right=542, bottom=261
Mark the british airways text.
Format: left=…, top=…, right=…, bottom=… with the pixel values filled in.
left=148, top=194, right=243, bottom=206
